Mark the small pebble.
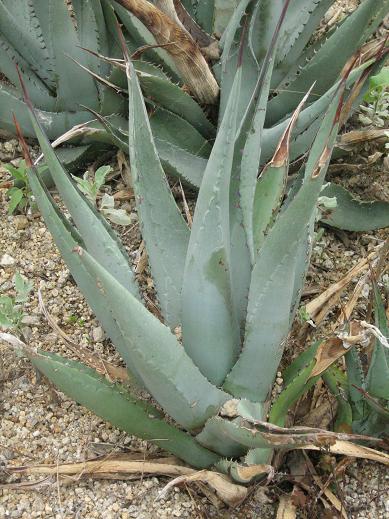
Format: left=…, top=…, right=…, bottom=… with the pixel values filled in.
left=92, top=326, right=105, bottom=342
left=0, top=253, right=15, bottom=266
left=13, top=215, right=29, bottom=230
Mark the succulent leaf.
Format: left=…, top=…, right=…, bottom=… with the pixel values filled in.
left=223, top=83, right=345, bottom=402
left=0, top=85, right=95, bottom=139
left=261, top=61, right=374, bottom=167
left=127, top=58, right=190, bottom=328
left=31, top=351, right=220, bottom=468
left=76, top=248, right=230, bottom=430
left=181, top=67, right=242, bottom=385
left=267, top=0, right=389, bottom=125
left=218, top=0, right=256, bottom=123
left=252, top=91, right=311, bottom=254
left=322, top=366, right=353, bottom=433
left=72, top=0, right=106, bottom=78
left=269, top=361, right=319, bottom=428
left=48, top=0, right=101, bottom=111
left=24, top=89, right=140, bottom=300
left=239, top=1, right=290, bottom=261
left=345, top=347, right=367, bottom=426
left=320, top=183, right=389, bottom=232
left=27, top=166, right=142, bottom=383
left=138, top=70, right=215, bottom=139
left=365, top=284, right=389, bottom=400
left=272, top=0, right=334, bottom=87
left=0, top=1, right=54, bottom=88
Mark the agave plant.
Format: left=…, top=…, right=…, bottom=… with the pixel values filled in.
left=2, top=1, right=389, bottom=231
left=323, top=282, right=389, bottom=439
left=0, top=0, right=120, bottom=135
left=84, top=0, right=389, bottom=232
left=10, top=0, right=388, bottom=487
left=2, top=1, right=389, bottom=182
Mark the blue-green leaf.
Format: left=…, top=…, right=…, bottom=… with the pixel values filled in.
left=24, top=89, right=140, bottom=300
left=127, top=59, right=190, bottom=328
left=320, top=183, right=389, bottom=232
left=223, top=83, right=345, bottom=402
left=181, top=67, right=242, bottom=385
left=77, top=248, right=229, bottom=430
left=365, top=283, right=389, bottom=400
left=32, top=351, right=219, bottom=468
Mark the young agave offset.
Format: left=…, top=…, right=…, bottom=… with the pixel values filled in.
left=323, top=283, right=389, bottom=439
left=10, top=0, right=389, bottom=489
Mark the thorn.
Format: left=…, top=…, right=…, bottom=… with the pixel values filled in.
left=16, top=65, right=33, bottom=110
left=115, top=19, right=131, bottom=63
left=13, top=114, right=33, bottom=168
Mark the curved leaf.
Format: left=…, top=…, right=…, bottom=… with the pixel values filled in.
left=223, top=83, right=344, bottom=402
left=137, top=66, right=215, bottom=139
left=27, top=167, right=142, bottom=383
left=181, top=67, right=242, bottom=385
left=320, top=183, right=389, bottom=231
left=0, top=85, right=94, bottom=139
left=77, top=248, right=229, bottom=430
left=46, top=0, right=100, bottom=111
left=266, top=0, right=389, bottom=125
left=127, top=59, right=190, bottom=328
left=365, top=284, right=389, bottom=399
left=322, top=366, right=353, bottom=433
left=24, top=88, right=140, bottom=300
left=0, top=1, right=54, bottom=87
left=239, top=0, right=291, bottom=261
left=272, top=0, right=334, bottom=88
left=149, top=106, right=212, bottom=157
left=0, top=34, right=55, bottom=109
left=32, top=352, right=219, bottom=468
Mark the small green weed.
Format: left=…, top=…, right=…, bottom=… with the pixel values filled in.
left=73, top=165, right=133, bottom=226
left=67, top=314, right=85, bottom=327
left=5, top=160, right=43, bottom=215
left=360, top=66, right=389, bottom=127
left=0, top=273, right=33, bottom=330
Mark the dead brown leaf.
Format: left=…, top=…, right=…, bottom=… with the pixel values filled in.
left=309, top=338, right=346, bottom=378
left=291, top=485, right=308, bottom=508
left=158, top=469, right=247, bottom=508
left=114, top=0, right=219, bottom=104
left=297, top=399, right=337, bottom=430
left=297, top=440, right=389, bottom=466
left=339, top=129, right=389, bottom=147
left=112, top=189, right=134, bottom=201
left=303, top=452, right=348, bottom=519
left=135, top=241, right=148, bottom=275
left=117, top=149, right=133, bottom=187
left=5, top=456, right=247, bottom=507
left=276, top=495, right=297, bottom=519
left=232, top=463, right=274, bottom=483
left=306, top=248, right=379, bottom=324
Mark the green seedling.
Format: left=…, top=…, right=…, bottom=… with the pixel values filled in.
left=67, top=315, right=85, bottom=327
left=360, top=66, right=389, bottom=127
left=0, top=273, right=33, bottom=330
left=5, top=160, right=43, bottom=215
left=73, top=166, right=133, bottom=226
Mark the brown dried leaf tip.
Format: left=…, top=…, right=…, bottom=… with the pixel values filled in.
left=113, top=0, right=219, bottom=104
